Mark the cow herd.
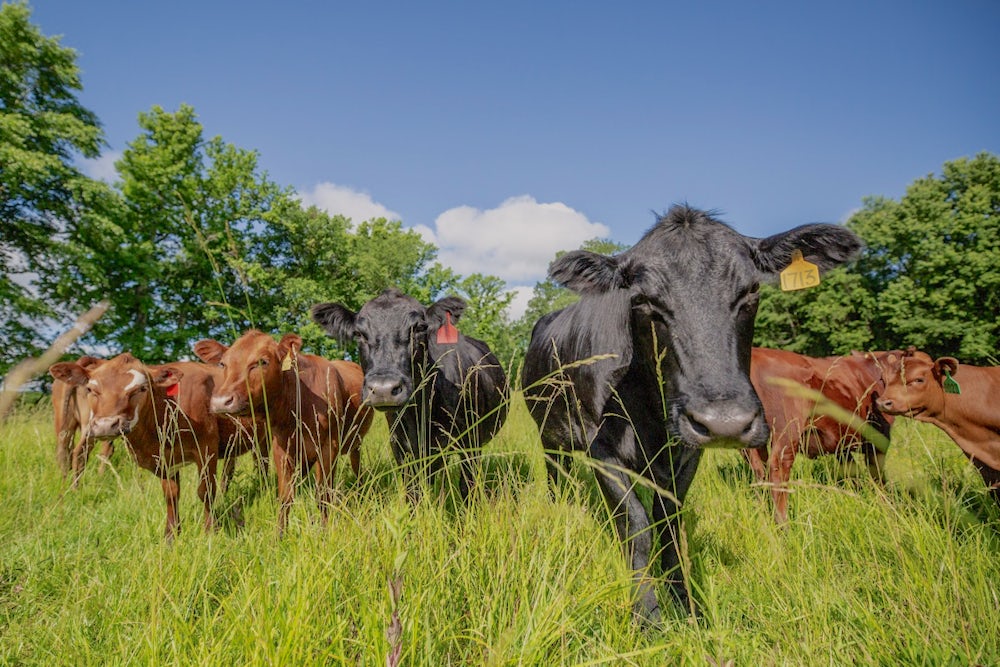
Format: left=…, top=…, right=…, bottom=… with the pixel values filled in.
left=43, top=205, right=1000, bottom=624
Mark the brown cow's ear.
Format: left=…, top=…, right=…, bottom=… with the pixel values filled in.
left=935, top=357, right=960, bottom=376
left=76, top=356, right=103, bottom=370
left=193, top=339, right=227, bottom=364
left=148, top=365, right=184, bottom=387
left=277, top=333, right=303, bottom=361
left=49, top=362, right=89, bottom=386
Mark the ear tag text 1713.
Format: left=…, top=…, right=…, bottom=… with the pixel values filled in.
left=436, top=312, right=459, bottom=345
left=943, top=370, right=961, bottom=394
left=780, top=249, right=821, bottom=291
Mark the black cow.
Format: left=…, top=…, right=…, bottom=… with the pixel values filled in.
left=311, top=289, right=509, bottom=497
left=522, top=204, right=862, bottom=623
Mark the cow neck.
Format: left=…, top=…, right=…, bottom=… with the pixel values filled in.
left=917, top=366, right=1000, bottom=469
left=131, top=383, right=172, bottom=445
left=274, top=353, right=316, bottom=423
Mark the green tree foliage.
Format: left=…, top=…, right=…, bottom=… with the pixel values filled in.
left=851, top=152, right=1000, bottom=363
left=753, top=269, right=876, bottom=356
left=0, top=1, right=104, bottom=370
left=70, top=104, right=461, bottom=362
left=72, top=105, right=288, bottom=362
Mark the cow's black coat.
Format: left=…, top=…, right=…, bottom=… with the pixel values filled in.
left=312, top=289, right=509, bottom=496
left=522, top=205, right=862, bottom=622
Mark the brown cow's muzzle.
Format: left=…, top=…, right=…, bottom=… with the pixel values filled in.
left=210, top=393, right=250, bottom=416
left=875, top=396, right=919, bottom=417
left=90, top=414, right=134, bottom=439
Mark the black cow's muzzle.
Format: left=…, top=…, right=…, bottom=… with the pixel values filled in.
left=677, top=399, right=768, bottom=449
left=363, top=372, right=412, bottom=410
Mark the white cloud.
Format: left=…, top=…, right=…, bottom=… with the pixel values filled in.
left=80, top=151, right=121, bottom=183
left=505, top=285, right=535, bottom=321
left=422, top=195, right=609, bottom=283
left=299, top=182, right=401, bottom=223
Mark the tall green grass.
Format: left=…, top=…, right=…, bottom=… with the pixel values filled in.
left=1, top=396, right=997, bottom=665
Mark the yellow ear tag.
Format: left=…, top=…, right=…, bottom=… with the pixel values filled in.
left=281, top=351, right=293, bottom=371
left=779, top=249, right=821, bottom=291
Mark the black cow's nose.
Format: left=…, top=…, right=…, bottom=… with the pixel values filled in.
left=364, top=376, right=408, bottom=407
left=680, top=401, right=765, bottom=448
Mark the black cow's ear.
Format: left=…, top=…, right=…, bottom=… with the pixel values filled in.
left=311, top=303, right=357, bottom=343
left=549, top=250, right=627, bottom=295
left=753, top=224, right=863, bottom=276
left=427, top=296, right=467, bottom=328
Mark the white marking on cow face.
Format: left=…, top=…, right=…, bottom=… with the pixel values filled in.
left=123, top=369, right=147, bottom=392
left=88, top=379, right=99, bottom=387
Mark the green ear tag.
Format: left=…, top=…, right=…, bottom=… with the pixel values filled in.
left=943, top=370, right=961, bottom=395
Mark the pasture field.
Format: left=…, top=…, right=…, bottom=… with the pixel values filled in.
left=1, top=393, right=998, bottom=666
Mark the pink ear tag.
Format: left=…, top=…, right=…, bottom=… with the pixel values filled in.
left=166, top=382, right=180, bottom=398
left=436, top=312, right=459, bottom=344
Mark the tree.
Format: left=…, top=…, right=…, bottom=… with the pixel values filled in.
left=69, top=105, right=290, bottom=362
left=752, top=269, right=875, bottom=356
left=848, top=152, right=1000, bottom=363
left=753, top=152, right=1000, bottom=363
left=0, top=1, right=104, bottom=372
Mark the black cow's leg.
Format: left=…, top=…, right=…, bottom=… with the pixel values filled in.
left=590, top=447, right=661, bottom=625
left=649, top=446, right=703, bottom=616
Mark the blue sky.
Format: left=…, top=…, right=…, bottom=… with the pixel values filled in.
left=28, top=1, right=1000, bottom=316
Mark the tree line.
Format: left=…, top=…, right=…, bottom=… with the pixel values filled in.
left=2, top=2, right=998, bottom=379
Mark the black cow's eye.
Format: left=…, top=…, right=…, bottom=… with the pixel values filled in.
left=218, top=362, right=226, bottom=369
left=137, top=385, right=148, bottom=393
left=259, top=359, right=268, bottom=367
left=413, top=322, right=428, bottom=334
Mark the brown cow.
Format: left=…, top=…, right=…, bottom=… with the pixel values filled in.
left=193, top=331, right=373, bottom=535
left=745, top=348, right=894, bottom=523
left=875, top=347, right=1000, bottom=509
left=51, top=356, right=114, bottom=483
left=49, top=353, right=258, bottom=539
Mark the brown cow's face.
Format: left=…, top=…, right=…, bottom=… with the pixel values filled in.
left=49, top=353, right=178, bottom=439
left=195, top=331, right=295, bottom=416
left=875, top=349, right=951, bottom=417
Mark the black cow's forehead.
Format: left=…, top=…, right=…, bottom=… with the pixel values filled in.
left=357, top=290, right=425, bottom=330
left=627, top=225, right=759, bottom=294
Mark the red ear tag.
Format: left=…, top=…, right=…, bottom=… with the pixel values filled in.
left=166, top=383, right=180, bottom=398
left=436, top=312, right=459, bottom=345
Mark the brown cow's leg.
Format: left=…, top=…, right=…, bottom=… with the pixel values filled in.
left=218, top=455, right=236, bottom=497
left=161, top=474, right=181, bottom=541
left=197, top=456, right=219, bottom=533
left=70, top=435, right=96, bottom=489
left=769, top=440, right=797, bottom=525
left=315, top=445, right=338, bottom=525
left=742, top=446, right=768, bottom=483
left=865, top=447, right=886, bottom=485
left=273, top=441, right=295, bottom=536
left=96, top=439, right=114, bottom=474
left=349, top=444, right=361, bottom=480
left=56, top=428, right=74, bottom=479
